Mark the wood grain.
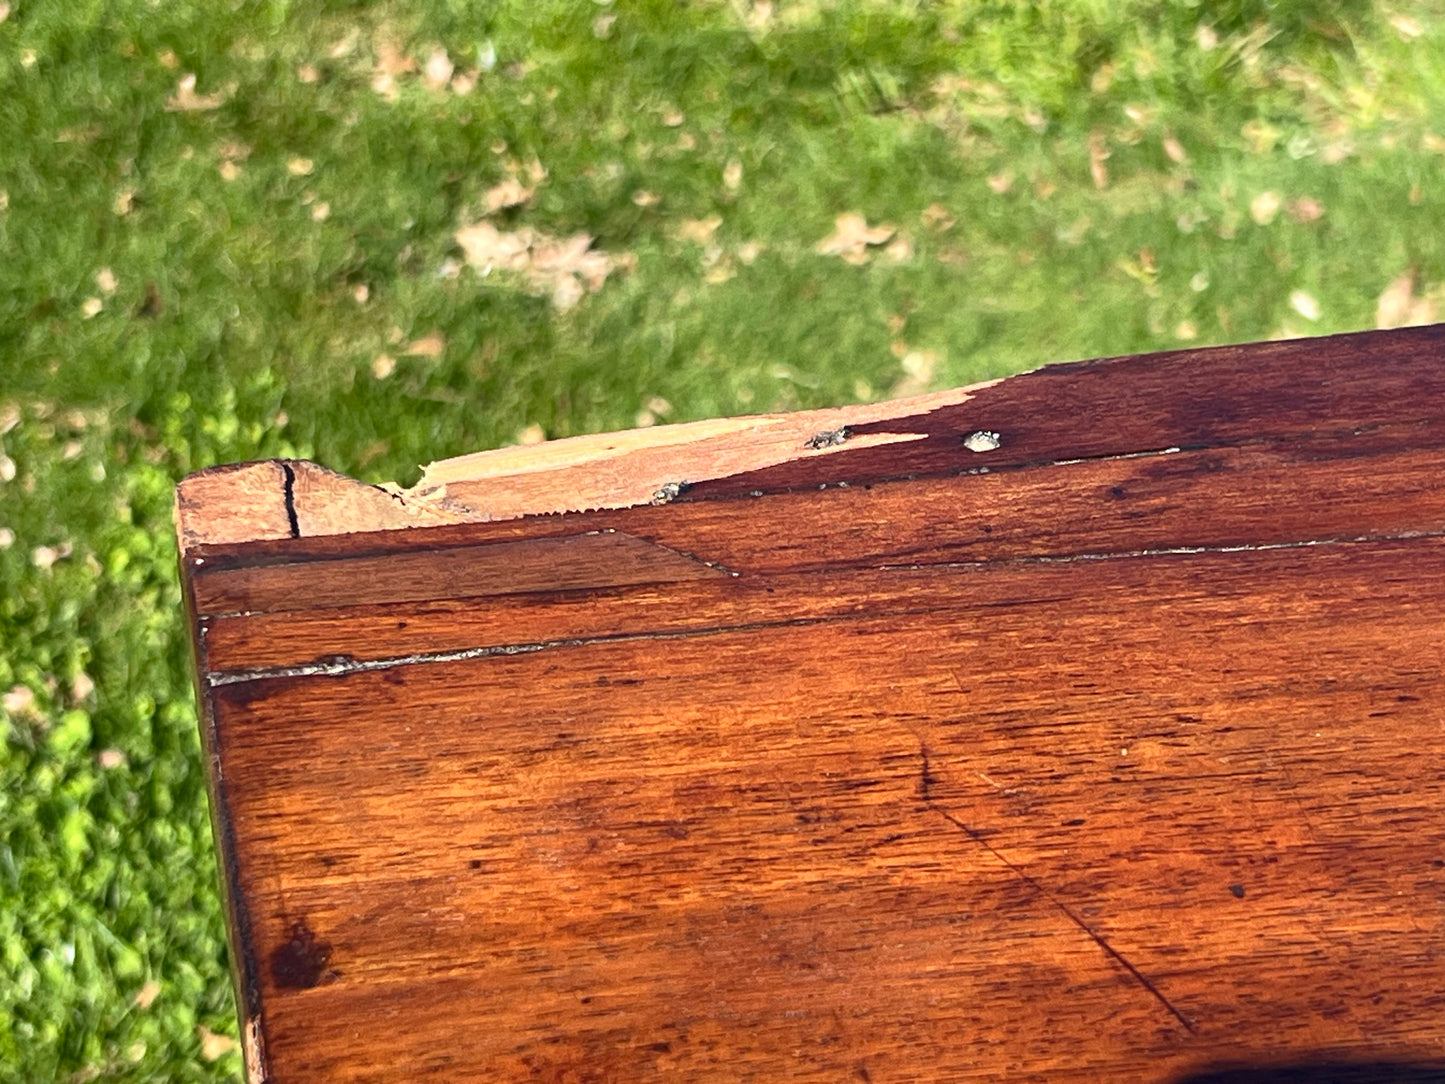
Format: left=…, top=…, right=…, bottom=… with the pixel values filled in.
left=179, top=327, right=1445, bottom=1083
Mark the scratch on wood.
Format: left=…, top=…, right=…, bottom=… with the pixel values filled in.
left=877, top=530, right=1445, bottom=573
left=206, top=606, right=955, bottom=687
left=914, top=741, right=1196, bottom=1034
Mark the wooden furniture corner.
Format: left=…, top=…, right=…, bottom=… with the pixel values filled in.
left=178, top=326, right=1445, bottom=1083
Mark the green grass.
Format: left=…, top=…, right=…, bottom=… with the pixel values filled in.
left=3, top=0, right=1445, bottom=1077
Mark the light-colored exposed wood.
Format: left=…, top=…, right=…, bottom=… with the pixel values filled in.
left=407, top=384, right=985, bottom=521
left=287, top=460, right=464, bottom=538
left=174, top=460, right=295, bottom=553
left=173, top=385, right=987, bottom=551
left=175, top=460, right=471, bottom=552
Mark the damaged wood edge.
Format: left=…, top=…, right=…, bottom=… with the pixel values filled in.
left=174, top=382, right=995, bottom=551
left=243, top=1017, right=266, bottom=1083
left=174, top=459, right=473, bottom=553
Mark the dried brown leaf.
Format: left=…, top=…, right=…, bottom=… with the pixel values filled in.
left=1287, top=197, right=1324, bottom=223
left=197, top=1027, right=236, bottom=1062
left=1389, top=14, right=1424, bottom=39
left=165, top=74, right=227, bottom=112
left=374, top=40, right=415, bottom=77
left=133, top=981, right=162, bottom=1010
left=1376, top=272, right=1438, bottom=329
left=892, top=349, right=938, bottom=398
left=1249, top=191, right=1281, bottom=225
left=675, top=216, right=722, bottom=245
left=329, top=31, right=360, bottom=59
left=1376, top=274, right=1414, bottom=328
left=455, top=222, right=622, bottom=309
left=1088, top=131, right=1109, bottom=189
left=483, top=177, right=534, bottom=212
left=404, top=332, right=446, bottom=358
left=920, top=203, right=954, bottom=231
left=883, top=235, right=914, bottom=263
left=456, top=222, right=531, bottom=270
left=423, top=49, right=454, bottom=90
left=1289, top=289, right=1320, bottom=321
left=70, top=672, right=94, bottom=701
left=816, top=213, right=895, bottom=263
left=2, top=685, right=37, bottom=718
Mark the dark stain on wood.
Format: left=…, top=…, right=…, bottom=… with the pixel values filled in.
left=269, top=920, right=333, bottom=990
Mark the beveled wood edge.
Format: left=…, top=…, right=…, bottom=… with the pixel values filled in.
left=172, top=383, right=992, bottom=553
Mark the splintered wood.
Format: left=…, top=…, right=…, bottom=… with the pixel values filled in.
left=178, top=327, right=1445, bottom=1083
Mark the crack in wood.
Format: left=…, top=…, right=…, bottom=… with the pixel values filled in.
left=280, top=462, right=300, bottom=539
left=203, top=604, right=969, bottom=687
left=914, top=740, right=1197, bottom=1035
left=877, top=530, right=1445, bottom=571
left=205, top=531, right=1445, bottom=686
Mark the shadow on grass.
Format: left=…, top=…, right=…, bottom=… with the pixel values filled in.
left=1173, top=1062, right=1445, bottom=1084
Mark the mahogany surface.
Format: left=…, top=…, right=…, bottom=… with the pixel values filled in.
left=178, top=327, right=1445, bottom=1083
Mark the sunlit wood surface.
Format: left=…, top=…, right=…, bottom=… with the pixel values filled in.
left=179, top=326, right=1445, bottom=1083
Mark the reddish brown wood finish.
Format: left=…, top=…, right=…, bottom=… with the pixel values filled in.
left=179, top=327, right=1445, bottom=1083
